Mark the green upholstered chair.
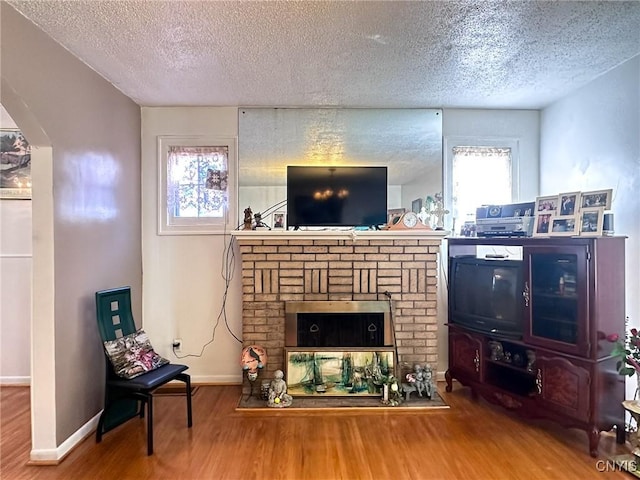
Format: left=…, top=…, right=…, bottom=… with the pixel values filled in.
left=95, top=286, right=192, bottom=455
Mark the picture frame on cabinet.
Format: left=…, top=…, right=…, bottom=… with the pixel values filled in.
left=535, top=195, right=558, bottom=215
left=533, top=213, right=553, bottom=236
left=580, top=189, right=612, bottom=210
left=579, top=207, right=604, bottom=236
left=557, top=192, right=581, bottom=217
left=411, top=198, right=423, bottom=214
left=549, top=215, right=578, bottom=236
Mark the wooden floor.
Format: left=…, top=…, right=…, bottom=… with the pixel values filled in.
left=0, top=383, right=632, bottom=479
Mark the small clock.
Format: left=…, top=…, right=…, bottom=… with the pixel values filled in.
left=387, top=211, right=432, bottom=230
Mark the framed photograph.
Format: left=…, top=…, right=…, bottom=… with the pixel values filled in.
left=549, top=215, right=578, bottom=236
left=387, top=207, right=406, bottom=225
left=580, top=189, right=612, bottom=210
left=579, top=207, right=604, bottom=236
left=533, top=213, right=553, bottom=237
left=272, top=211, right=286, bottom=229
left=535, top=195, right=558, bottom=215
left=411, top=198, right=423, bottom=214
left=285, top=348, right=395, bottom=396
left=557, top=192, right=580, bottom=217
left=0, top=129, right=32, bottom=199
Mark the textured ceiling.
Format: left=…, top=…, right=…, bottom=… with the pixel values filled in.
left=7, top=0, right=640, bottom=109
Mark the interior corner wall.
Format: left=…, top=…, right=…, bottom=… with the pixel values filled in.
left=141, top=107, right=243, bottom=384
left=540, top=56, right=640, bottom=359
left=1, top=2, right=142, bottom=455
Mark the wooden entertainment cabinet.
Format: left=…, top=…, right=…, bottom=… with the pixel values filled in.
left=445, top=236, right=626, bottom=457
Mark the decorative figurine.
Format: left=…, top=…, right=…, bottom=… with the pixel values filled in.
left=429, top=193, right=449, bottom=230
left=403, top=364, right=435, bottom=400
left=267, top=369, right=293, bottom=408
left=526, top=349, right=536, bottom=372
left=241, top=344, right=267, bottom=400
left=253, top=211, right=270, bottom=230
left=417, top=206, right=430, bottom=226
left=488, top=341, right=504, bottom=361
left=243, top=207, right=253, bottom=230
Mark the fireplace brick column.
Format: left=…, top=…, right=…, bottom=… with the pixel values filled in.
left=233, top=232, right=445, bottom=385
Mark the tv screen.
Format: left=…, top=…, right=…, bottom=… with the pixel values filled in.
left=286, top=166, right=388, bottom=228
left=449, top=256, right=523, bottom=338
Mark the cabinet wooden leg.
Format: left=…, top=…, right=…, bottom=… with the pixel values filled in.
left=616, top=424, right=627, bottom=444
left=588, top=426, right=600, bottom=458
left=445, top=369, right=452, bottom=392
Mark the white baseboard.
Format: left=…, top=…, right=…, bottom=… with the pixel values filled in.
left=29, top=411, right=101, bottom=464
left=0, top=376, right=30, bottom=386
left=190, top=374, right=243, bottom=384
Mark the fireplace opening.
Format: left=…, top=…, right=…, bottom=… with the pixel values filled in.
left=285, top=301, right=392, bottom=348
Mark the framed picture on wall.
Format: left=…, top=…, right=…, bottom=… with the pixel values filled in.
left=0, top=129, right=31, bottom=199
left=579, top=207, right=604, bottom=236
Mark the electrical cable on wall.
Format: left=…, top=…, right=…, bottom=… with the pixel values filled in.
left=173, top=197, right=290, bottom=358
left=173, top=214, right=242, bottom=359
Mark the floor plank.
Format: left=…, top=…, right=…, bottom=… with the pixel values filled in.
left=0, top=383, right=632, bottom=479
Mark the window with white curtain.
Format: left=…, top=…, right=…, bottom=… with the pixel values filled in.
left=158, top=136, right=237, bottom=235
left=451, top=146, right=513, bottom=225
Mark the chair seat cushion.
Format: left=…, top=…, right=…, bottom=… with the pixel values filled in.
left=103, top=329, right=170, bottom=379
left=108, top=363, right=189, bottom=390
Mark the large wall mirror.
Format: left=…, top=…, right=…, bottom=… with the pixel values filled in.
left=238, top=108, right=443, bottom=228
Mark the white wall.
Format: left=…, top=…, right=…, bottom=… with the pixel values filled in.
left=540, top=56, right=639, bottom=355
left=141, top=107, right=243, bottom=383
left=0, top=199, right=31, bottom=383
left=2, top=2, right=142, bottom=458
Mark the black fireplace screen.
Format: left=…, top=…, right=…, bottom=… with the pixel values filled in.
left=297, top=312, right=385, bottom=347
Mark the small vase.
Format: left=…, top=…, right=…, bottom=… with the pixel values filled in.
left=383, top=384, right=389, bottom=403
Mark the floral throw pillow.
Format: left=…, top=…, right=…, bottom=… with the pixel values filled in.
left=103, top=329, right=169, bottom=379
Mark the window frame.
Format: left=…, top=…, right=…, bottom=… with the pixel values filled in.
left=157, top=135, right=237, bottom=235
left=443, top=136, right=521, bottom=231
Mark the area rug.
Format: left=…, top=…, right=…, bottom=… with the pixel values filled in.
left=236, top=390, right=449, bottom=412
left=154, top=385, right=200, bottom=396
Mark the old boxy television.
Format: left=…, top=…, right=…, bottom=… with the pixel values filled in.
left=448, top=256, right=524, bottom=338
left=286, top=166, right=388, bottom=228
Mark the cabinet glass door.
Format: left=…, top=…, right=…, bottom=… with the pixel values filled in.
left=525, top=247, right=588, bottom=356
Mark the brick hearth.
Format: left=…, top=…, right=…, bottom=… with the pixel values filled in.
left=232, top=231, right=447, bottom=386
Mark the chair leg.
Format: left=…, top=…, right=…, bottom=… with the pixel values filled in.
left=186, top=375, right=193, bottom=428
left=96, top=411, right=106, bottom=443
left=146, top=396, right=153, bottom=455
left=178, top=373, right=193, bottom=428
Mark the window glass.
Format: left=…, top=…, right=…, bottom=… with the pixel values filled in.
left=452, top=146, right=512, bottom=224
left=158, top=137, right=236, bottom=235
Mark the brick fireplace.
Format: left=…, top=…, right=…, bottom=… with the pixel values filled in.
left=232, top=231, right=447, bottom=386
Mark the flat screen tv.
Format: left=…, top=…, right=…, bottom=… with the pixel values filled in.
left=286, top=166, right=388, bottom=228
left=449, top=256, right=524, bottom=338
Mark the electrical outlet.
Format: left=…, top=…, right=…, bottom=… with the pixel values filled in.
left=172, top=338, right=182, bottom=352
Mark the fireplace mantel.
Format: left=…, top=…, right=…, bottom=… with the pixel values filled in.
left=231, top=229, right=449, bottom=241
